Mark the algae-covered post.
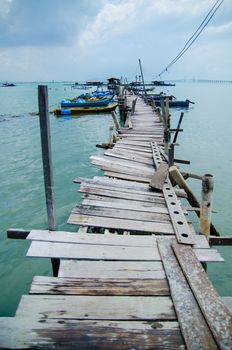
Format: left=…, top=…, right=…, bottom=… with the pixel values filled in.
left=38, top=85, right=59, bottom=276
left=200, top=174, right=214, bottom=238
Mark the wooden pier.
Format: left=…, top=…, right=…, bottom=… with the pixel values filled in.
left=1, top=93, right=231, bottom=349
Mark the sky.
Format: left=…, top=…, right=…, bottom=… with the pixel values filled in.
left=0, top=0, right=231, bottom=82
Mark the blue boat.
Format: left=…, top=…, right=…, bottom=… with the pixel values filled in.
left=60, top=96, right=114, bottom=108
left=154, top=99, right=194, bottom=107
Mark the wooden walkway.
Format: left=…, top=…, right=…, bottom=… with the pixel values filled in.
left=0, top=94, right=231, bottom=349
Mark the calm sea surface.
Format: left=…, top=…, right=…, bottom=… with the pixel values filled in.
left=0, top=82, right=231, bottom=316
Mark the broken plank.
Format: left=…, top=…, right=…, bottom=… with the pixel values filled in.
left=158, top=238, right=218, bottom=350
left=67, top=213, right=175, bottom=234
left=172, top=242, right=232, bottom=350
left=27, top=230, right=157, bottom=247
left=150, top=162, right=169, bottom=190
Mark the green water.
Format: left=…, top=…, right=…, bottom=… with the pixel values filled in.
left=0, top=82, right=231, bottom=316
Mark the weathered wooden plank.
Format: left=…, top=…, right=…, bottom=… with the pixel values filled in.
left=27, top=230, right=157, bottom=247
left=106, top=147, right=153, bottom=159
left=193, top=248, right=224, bottom=262
left=118, top=130, right=163, bottom=135
left=104, top=149, right=153, bottom=165
left=82, top=197, right=169, bottom=214
left=79, top=180, right=165, bottom=198
left=116, top=140, right=152, bottom=147
left=0, top=318, right=185, bottom=350
left=72, top=205, right=171, bottom=223
left=150, top=162, right=169, bottom=190
left=172, top=242, right=232, bottom=349
left=104, top=171, right=151, bottom=183
left=79, top=186, right=166, bottom=204
left=30, top=276, right=170, bottom=296
left=78, top=176, right=153, bottom=190
left=111, top=147, right=152, bottom=161
left=16, top=295, right=176, bottom=320
left=58, top=260, right=166, bottom=279
left=27, top=240, right=162, bottom=260
left=91, top=162, right=154, bottom=178
left=82, top=193, right=167, bottom=209
left=114, top=144, right=153, bottom=153
left=67, top=213, right=175, bottom=234
left=157, top=238, right=218, bottom=350
left=91, top=155, right=155, bottom=172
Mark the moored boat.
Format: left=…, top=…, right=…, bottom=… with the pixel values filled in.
left=53, top=102, right=118, bottom=116
left=152, top=80, right=176, bottom=86
left=60, top=96, right=114, bottom=108
left=154, top=99, right=194, bottom=107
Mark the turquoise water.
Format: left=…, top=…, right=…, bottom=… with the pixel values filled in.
left=0, top=82, right=231, bottom=316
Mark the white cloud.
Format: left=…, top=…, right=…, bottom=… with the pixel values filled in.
left=0, top=0, right=12, bottom=17
left=206, top=21, right=232, bottom=34
left=78, top=1, right=136, bottom=48
left=77, top=0, right=214, bottom=50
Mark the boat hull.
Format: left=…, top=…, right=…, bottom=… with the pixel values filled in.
left=53, top=103, right=118, bottom=116
left=154, top=100, right=191, bottom=107
left=61, top=97, right=113, bottom=108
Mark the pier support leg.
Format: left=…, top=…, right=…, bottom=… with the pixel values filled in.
left=38, top=85, right=59, bottom=277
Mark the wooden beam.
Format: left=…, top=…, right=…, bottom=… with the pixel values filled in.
left=158, top=238, right=218, bottom=349
left=209, top=236, right=232, bottom=246
left=7, top=228, right=30, bottom=239
left=172, top=242, right=232, bottom=350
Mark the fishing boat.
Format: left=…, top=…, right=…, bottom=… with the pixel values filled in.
left=152, top=80, right=176, bottom=86
left=53, top=102, right=118, bottom=116
left=147, top=94, right=175, bottom=101
left=0, top=82, right=15, bottom=87
left=60, top=96, right=114, bottom=108
left=154, top=99, right=194, bottom=107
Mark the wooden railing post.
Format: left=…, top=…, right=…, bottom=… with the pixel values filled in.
left=38, top=85, right=59, bottom=276
left=200, top=174, right=214, bottom=238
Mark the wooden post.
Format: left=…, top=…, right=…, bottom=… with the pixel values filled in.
left=131, top=98, right=137, bottom=115
left=138, top=58, right=147, bottom=103
left=111, top=111, right=120, bottom=129
left=165, top=97, right=170, bottom=129
left=173, top=112, right=184, bottom=143
left=168, top=144, right=175, bottom=166
left=169, top=166, right=219, bottom=236
left=200, top=174, right=214, bottom=237
left=38, top=85, right=60, bottom=276
left=161, top=98, right=165, bottom=127
left=108, top=126, right=114, bottom=143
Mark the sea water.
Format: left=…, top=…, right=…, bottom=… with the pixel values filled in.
left=0, top=82, right=231, bottom=316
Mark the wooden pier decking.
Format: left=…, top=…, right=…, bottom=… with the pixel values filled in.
left=0, top=94, right=231, bottom=349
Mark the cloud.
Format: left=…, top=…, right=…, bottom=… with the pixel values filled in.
left=206, top=21, right=232, bottom=34
left=0, top=0, right=12, bottom=17
left=0, top=0, right=231, bottom=81
left=0, top=0, right=103, bottom=47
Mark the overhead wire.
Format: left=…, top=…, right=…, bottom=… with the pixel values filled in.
left=156, top=0, right=224, bottom=78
